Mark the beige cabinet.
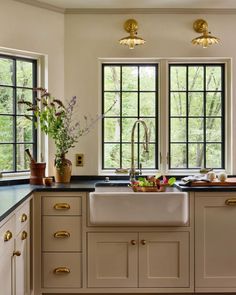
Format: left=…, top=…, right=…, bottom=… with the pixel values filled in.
left=0, top=216, right=15, bottom=295
left=0, top=200, right=30, bottom=295
left=88, top=231, right=189, bottom=288
left=195, top=193, right=236, bottom=289
left=40, top=194, right=83, bottom=290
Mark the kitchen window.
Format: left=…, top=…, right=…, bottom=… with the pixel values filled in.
left=102, top=64, right=158, bottom=170
left=101, top=60, right=226, bottom=173
left=0, top=54, right=37, bottom=173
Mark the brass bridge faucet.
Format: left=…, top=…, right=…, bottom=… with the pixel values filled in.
left=130, top=119, right=149, bottom=181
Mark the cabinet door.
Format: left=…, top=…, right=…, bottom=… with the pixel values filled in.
left=195, top=195, right=236, bottom=288
left=88, top=232, right=138, bottom=287
left=15, top=223, right=30, bottom=295
left=139, top=232, right=189, bottom=287
left=0, top=217, right=15, bottom=295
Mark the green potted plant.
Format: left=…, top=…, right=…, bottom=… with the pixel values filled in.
left=19, top=88, right=115, bottom=183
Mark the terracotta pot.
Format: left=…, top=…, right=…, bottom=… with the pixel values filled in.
left=54, top=156, right=72, bottom=183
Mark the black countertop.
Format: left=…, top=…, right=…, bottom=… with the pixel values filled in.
left=1, top=178, right=236, bottom=223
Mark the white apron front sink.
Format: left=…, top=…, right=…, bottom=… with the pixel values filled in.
left=89, top=191, right=189, bottom=226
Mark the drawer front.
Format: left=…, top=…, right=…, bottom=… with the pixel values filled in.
left=0, top=216, right=15, bottom=255
left=42, top=216, right=82, bottom=252
left=43, top=253, right=82, bottom=288
left=42, top=196, right=82, bottom=216
left=15, top=201, right=30, bottom=234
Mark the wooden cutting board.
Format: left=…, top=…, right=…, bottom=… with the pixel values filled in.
left=190, top=178, right=236, bottom=186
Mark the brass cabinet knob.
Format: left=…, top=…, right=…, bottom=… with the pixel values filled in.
left=21, top=213, right=28, bottom=223
left=4, top=230, right=13, bottom=242
left=54, top=231, right=70, bottom=238
left=130, top=240, right=137, bottom=245
left=13, top=250, right=21, bottom=257
left=225, top=199, right=236, bottom=206
left=21, top=231, right=28, bottom=240
left=54, top=267, right=70, bottom=274
left=53, top=203, right=70, bottom=210
left=141, top=239, right=147, bottom=245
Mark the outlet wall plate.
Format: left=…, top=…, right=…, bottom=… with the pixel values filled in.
left=76, top=154, right=84, bottom=166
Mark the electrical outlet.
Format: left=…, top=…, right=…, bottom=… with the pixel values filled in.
left=76, top=154, right=84, bottom=166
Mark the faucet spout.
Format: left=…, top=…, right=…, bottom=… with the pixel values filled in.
left=130, top=119, right=149, bottom=181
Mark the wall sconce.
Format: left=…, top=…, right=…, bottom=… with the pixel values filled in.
left=191, top=19, right=220, bottom=48
left=119, top=19, right=146, bottom=49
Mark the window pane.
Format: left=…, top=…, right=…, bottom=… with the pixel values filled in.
left=171, top=118, right=186, bottom=142
left=189, top=144, right=204, bottom=168
left=122, top=66, right=138, bottom=91
left=206, top=118, right=221, bottom=142
left=122, top=143, right=137, bottom=168
left=170, top=144, right=186, bottom=168
left=0, top=144, right=14, bottom=171
left=122, top=92, right=138, bottom=116
left=170, top=92, right=186, bottom=117
left=140, top=93, right=156, bottom=117
left=206, top=144, right=222, bottom=168
left=140, top=66, right=156, bottom=91
left=206, top=92, right=222, bottom=116
left=104, top=66, right=120, bottom=91
left=140, top=143, right=155, bottom=168
left=17, top=116, right=33, bottom=142
left=17, top=88, right=34, bottom=115
left=188, top=66, right=204, bottom=91
left=16, top=60, right=33, bottom=88
left=188, top=93, right=204, bottom=116
left=17, top=143, right=32, bottom=171
left=0, top=58, right=14, bottom=86
left=0, top=87, right=13, bottom=114
left=104, top=118, right=120, bottom=142
left=0, top=116, right=13, bottom=142
left=104, top=92, right=120, bottom=116
left=188, top=118, right=204, bottom=142
left=122, top=118, right=137, bottom=142
left=140, top=118, right=156, bottom=142
left=104, top=144, right=120, bottom=168
left=170, top=66, right=186, bottom=91
left=206, top=66, right=222, bottom=91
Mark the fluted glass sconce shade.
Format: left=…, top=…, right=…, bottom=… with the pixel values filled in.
left=119, top=19, right=146, bottom=49
left=191, top=19, right=220, bottom=48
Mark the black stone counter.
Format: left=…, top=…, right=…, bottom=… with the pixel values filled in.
left=0, top=180, right=99, bottom=222
left=2, top=178, right=236, bottom=223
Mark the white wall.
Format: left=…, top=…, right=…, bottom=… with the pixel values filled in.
left=65, top=13, right=236, bottom=175
left=0, top=0, right=64, bottom=174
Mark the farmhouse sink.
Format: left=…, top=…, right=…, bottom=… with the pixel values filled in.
left=89, top=189, right=189, bottom=226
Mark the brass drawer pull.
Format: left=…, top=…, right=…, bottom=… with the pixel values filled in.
left=4, top=230, right=13, bottom=242
left=130, top=240, right=137, bottom=245
left=21, top=213, right=28, bottom=223
left=54, top=231, right=70, bottom=238
left=21, top=231, right=28, bottom=240
left=13, top=250, right=21, bottom=257
left=225, top=199, right=236, bottom=206
left=54, top=267, right=70, bottom=274
left=53, top=203, right=70, bottom=210
left=141, top=239, right=147, bottom=245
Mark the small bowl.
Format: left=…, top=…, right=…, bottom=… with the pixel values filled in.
left=43, top=177, right=53, bottom=186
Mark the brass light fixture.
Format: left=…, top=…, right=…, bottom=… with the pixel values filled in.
left=119, top=19, right=146, bottom=49
left=191, top=19, right=220, bottom=48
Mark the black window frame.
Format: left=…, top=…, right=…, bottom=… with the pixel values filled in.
left=0, top=54, right=37, bottom=173
left=168, top=63, right=225, bottom=170
left=102, top=63, right=159, bottom=170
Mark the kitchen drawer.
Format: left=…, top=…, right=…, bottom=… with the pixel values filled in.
left=15, top=201, right=30, bottom=235
left=42, top=216, right=82, bottom=252
left=42, top=253, right=82, bottom=288
left=42, top=196, right=82, bottom=216
left=0, top=216, right=15, bottom=255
